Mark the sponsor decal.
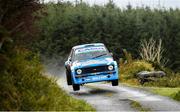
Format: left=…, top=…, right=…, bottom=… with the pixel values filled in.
left=75, top=47, right=106, bottom=54
left=85, top=78, right=91, bottom=81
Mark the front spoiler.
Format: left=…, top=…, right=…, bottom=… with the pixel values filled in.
left=73, top=72, right=118, bottom=84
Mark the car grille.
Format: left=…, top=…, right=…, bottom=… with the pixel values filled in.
left=80, top=65, right=113, bottom=74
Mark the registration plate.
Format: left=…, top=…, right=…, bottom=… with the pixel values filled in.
left=92, top=75, right=107, bottom=80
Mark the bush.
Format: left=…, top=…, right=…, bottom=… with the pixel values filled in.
left=172, top=91, right=180, bottom=101
left=119, top=50, right=180, bottom=87
left=0, top=50, right=94, bottom=111
left=139, top=38, right=168, bottom=67
left=119, top=59, right=154, bottom=85
left=144, top=73, right=180, bottom=87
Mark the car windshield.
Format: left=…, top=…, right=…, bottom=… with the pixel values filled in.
left=73, top=46, right=109, bottom=61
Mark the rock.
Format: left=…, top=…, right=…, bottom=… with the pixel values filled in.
left=137, top=71, right=166, bottom=84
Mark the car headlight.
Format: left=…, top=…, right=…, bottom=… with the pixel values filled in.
left=76, top=69, right=82, bottom=74
left=108, top=65, right=114, bottom=71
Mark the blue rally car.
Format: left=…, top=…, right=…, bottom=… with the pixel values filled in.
left=65, top=43, right=119, bottom=91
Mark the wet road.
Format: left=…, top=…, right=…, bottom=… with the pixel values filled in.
left=58, top=78, right=135, bottom=111
left=47, top=68, right=180, bottom=111
left=44, top=68, right=180, bottom=112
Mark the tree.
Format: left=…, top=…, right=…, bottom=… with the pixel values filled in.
left=0, top=0, right=41, bottom=49
left=35, top=2, right=180, bottom=71
left=139, top=38, right=168, bottom=66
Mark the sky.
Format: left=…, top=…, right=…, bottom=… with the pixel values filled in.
left=44, top=0, right=180, bottom=9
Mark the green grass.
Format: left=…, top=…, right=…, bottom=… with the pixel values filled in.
left=0, top=50, right=95, bottom=111
left=173, top=91, right=180, bottom=101
left=150, top=87, right=180, bottom=101
left=119, top=59, right=154, bottom=85
left=130, top=100, right=150, bottom=112
left=151, top=87, right=180, bottom=97
left=119, top=53, right=180, bottom=88
left=122, top=83, right=180, bottom=102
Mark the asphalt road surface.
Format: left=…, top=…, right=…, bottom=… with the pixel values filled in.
left=47, top=67, right=180, bottom=111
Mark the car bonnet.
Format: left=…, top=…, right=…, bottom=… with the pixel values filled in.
left=72, top=56, right=114, bottom=68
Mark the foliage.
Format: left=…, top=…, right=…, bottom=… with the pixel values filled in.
left=172, top=91, right=180, bottom=101
left=0, top=0, right=94, bottom=111
left=35, top=2, right=180, bottom=71
left=139, top=38, right=168, bottom=66
left=151, top=87, right=180, bottom=101
left=119, top=50, right=180, bottom=87
left=121, top=49, right=133, bottom=63
left=151, top=87, right=180, bottom=97
left=0, top=0, right=41, bottom=47
left=0, top=50, right=94, bottom=111
left=119, top=59, right=154, bottom=85
left=144, top=73, right=180, bottom=87
left=130, top=100, right=150, bottom=111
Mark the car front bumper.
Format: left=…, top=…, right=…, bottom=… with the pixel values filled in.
left=72, top=71, right=118, bottom=84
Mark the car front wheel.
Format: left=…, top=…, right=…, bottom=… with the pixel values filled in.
left=66, top=70, right=72, bottom=85
left=112, top=79, right=119, bottom=86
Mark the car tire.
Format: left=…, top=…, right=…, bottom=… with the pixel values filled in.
left=66, top=70, right=72, bottom=85
left=73, top=84, right=80, bottom=91
left=112, top=79, right=118, bottom=86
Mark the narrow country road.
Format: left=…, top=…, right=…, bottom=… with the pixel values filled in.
left=58, top=77, right=135, bottom=111
left=47, top=67, right=180, bottom=111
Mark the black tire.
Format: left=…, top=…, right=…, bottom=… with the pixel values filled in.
left=66, top=70, right=72, bottom=85
left=112, top=79, right=119, bottom=86
left=73, top=84, right=80, bottom=91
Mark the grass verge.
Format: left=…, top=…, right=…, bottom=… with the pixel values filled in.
left=130, top=100, right=150, bottom=112
left=0, top=50, right=95, bottom=111
left=150, top=87, right=180, bottom=101
left=122, top=83, right=180, bottom=102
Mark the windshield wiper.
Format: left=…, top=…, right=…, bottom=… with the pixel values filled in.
left=92, top=53, right=108, bottom=59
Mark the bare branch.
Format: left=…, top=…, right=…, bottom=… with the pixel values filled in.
left=139, top=38, right=168, bottom=66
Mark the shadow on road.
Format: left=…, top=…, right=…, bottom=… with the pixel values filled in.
left=70, top=88, right=117, bottom=96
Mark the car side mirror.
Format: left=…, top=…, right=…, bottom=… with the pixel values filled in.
left=65, top=61, right=68, bottom=66
left=68, top=57, right=72, bottom=61
left=69, top=58, right=71, bottom=61
left=110, top=52, right=113, bottom=56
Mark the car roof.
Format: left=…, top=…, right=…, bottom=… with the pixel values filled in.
left=72, top=43, right=105, bottom=50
